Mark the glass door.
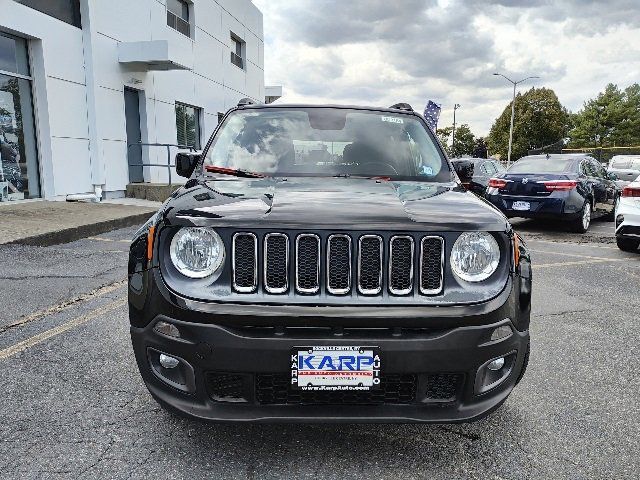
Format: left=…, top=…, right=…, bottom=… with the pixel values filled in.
left=0, top=32, right=39, bottom=200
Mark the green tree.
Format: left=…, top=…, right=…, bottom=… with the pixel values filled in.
left=488, top=87, right=570, bottom=161
left=450, top=124, right=476, bottom=157
left=436, top=124, right=477, bottom=157
left=436, top=126, right=452, bottom=155
left=569, top=83, right=640, bottom=149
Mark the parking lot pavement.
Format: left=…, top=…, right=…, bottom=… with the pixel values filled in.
left=510, top=217, right=616, bottom=244
left=1, top=228, right=639, bottom=479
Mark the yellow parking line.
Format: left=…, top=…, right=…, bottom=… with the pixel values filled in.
left=87, top=236, right=130, bottom=244
left=527, top=239, right=617, bottom=250
left=528, top=249, right=618, bottom=261
left=534, top=258, right=626, bottom=269
left=0, top=298, right=126, bottom=361
left=0, top=280, right=126, bottom=334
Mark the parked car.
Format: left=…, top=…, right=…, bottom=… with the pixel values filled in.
left=128, top=101, right=533, bottom=423
left=616, top=175, right=640, bottom=252
left=608, top=155, right=640, bottom=184
left=486, top=154, right=620, bottom=233
left=451, top=157, right=506, bottom=195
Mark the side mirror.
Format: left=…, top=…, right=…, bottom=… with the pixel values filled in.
left=175, top=152, right=201, bottom=178
left=608, top=172, right=618, bottom=181
left=452, top=161, right=474, bottom=183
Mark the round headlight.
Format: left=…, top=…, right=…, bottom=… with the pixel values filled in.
left=170, top=228, right=225, bottom=278
left=450, top=232, right=500, bottom=282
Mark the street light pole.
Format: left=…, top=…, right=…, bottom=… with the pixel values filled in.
left=493, top=73, right=539, bottom=167
left=452, top=103, right=461, bottom=154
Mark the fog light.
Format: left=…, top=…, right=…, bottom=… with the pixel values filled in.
left=490, top=325, right=513, bottom=342
left=159, top=354, right=180, bottom=369
left=488, top=357, right=505, bottom=371
left=154, top=321, right=180, bottom=338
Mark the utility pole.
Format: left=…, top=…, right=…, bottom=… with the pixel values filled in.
left=493, top=73, right=539, bottom=166
left=452, top=104, right=461, bottom=155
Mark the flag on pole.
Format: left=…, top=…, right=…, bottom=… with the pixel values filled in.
left=423, top=101, right=441, bottom=132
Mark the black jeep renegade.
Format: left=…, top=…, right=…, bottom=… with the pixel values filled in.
left=128, top=101, right=532, bottom=423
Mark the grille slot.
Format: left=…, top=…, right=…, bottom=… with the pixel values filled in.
left=232, top=233, right=257, bottom=293
left=264, top=233, right=289, bottom=294
left=296, top=234, right=320, bottom=293
left=389, top=236, right=414, bottom=295
left=420, top=236, right=444, bottom=295
left=256, top=373, right=417, bottom=405
left=327, top=235, right=351, bottom=295
left=358, top=235, right=383, bottom=295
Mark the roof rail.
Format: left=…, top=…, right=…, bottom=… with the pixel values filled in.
left=389, top=103, right=414, bottom=112
left=237, top=98, right=260, bottom=107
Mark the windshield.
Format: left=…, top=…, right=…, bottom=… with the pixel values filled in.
left=203, top=108, right=450, bottom=181
left=508, top=156, right=576, bottom=174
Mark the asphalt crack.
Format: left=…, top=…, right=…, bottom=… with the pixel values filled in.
left=0, top=280, right=127, bottom=334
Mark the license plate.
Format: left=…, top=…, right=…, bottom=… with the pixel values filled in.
left=291, top=346, right=381, bottom=391
left=512, top=201, right=530, bottom=211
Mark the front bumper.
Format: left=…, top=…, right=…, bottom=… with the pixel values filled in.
left=130, top=274, right=531, bottom=423
left=616, top=200, right=640, bottom=239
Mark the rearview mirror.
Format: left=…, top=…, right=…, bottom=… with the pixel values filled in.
left=175, top=152, right=201, bottom=178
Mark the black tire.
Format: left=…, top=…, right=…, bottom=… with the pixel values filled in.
left=516, top=340, right=530, bottom=386
left=617, top=237, right=640, bottom=252
left=570, top=200, right=592, bottom=233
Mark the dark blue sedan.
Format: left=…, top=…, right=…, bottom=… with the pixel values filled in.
left=485, top=154, right=620, bottom=233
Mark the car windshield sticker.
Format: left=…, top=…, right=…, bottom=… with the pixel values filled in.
left=381, top=116, right=404, bottom=124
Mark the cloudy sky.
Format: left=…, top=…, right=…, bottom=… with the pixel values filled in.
left=252, top=0, right=640, bottom=136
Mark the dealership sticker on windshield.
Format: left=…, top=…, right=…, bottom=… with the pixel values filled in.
left=381, top=116, right=404, bottom=124
left=291, top=346, right=381, bottom=391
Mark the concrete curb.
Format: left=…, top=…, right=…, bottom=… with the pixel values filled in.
left=6, top=211, right=153, bottom=247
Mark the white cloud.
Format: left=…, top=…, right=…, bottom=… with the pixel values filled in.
left=253, top=0, right=640, bottom=136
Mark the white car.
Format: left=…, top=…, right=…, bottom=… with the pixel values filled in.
left=616, top=175, right=640, bottom=252
left=608, top=155, right=640, bottom=184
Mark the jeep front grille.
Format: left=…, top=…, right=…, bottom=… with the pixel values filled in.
left=232, top=232, right=445, bottom=297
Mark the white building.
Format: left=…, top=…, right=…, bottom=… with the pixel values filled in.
left=0, top=0, right=273, bottom=201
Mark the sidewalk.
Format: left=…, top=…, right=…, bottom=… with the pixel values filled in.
left=0, top=200, right=159, bottom=246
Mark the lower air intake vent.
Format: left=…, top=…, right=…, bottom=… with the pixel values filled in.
left=206, top=373, right=247, bottom=402
left=256, top=374, right=417, bottom=405
left=424, top=373, right=463, bottom=401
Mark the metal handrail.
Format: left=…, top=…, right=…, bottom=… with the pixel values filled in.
left=127, top=142, right=196, bottom=186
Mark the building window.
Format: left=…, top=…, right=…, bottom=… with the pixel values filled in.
left=230, top=33, right=245, bottom=70
left=0, top=32, right=39, bottom=200
left=175, top=103, right=201, bottom=150
left=16, top=0, right=82, bottom=28
left=167, top=0, right=191, bottom=37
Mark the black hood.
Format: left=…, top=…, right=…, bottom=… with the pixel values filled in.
left=163, top=177, right=509, bottom=232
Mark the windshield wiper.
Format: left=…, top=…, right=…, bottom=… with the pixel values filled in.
left=204, top=165, right=265, bottom=178
left=333, top=174, right=391, bottom=180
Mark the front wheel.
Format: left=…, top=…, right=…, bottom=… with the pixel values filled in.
left=570, top=201, right=591, bottom=233
left=617, top=237, right=640, bottom=252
